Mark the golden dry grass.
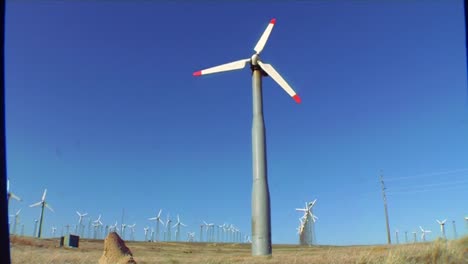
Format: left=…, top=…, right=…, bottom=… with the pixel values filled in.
left=9, top=235, right=468, bottom=264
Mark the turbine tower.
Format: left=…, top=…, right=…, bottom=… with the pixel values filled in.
left=165, top=215, right=172, bottom=241
left=436, top=219, right=446, bottom=238
left=194, top=18, right=301, bottom=256
left=29, top=189, right=54, bottom=238
left=452, top=220, right=457, bottom=239
left=148, top=209, right=164, bottom=242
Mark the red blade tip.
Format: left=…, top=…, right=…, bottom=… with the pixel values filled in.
left=193, top=71, right=202, bottom=76
left=270, top=18, right=276, bottom=25
left=293, top=94, right=301, bottom=104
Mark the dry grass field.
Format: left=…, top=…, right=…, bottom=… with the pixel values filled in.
left=10, top=235, right=468, bottom=264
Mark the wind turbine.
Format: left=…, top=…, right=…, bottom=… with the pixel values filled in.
left=7, top=179, right=22, bottom=204
left=121, top=223, right=127, bottom=240
left=395, top=229, right=399, bottom=244
left=436, top=219, right=447, bottom=238
left=148, top=209, right=164, bottom=242
left=51, top=226, right=57, bottom=237
left=194, top=18, right=301, bottom=256
left=93, top=215, right=103, bottom=239
left=465, top=216, right=468, bottom=231
left=165, top=215, right=172, bottom=241
left=76, top=211, right=88, bottom=237
left=295, top=199, right=318, bottom=245
left=143, top=226, right=149, bottom=241
left=128, top=223, right=136, bottom=241
left=29, top=189, right=54, bottom=238
left=404, top=231, right=408, bottom=243
left=452, top=220, right=457, bottom=239
left=10, top=209, right=21, bottom=235
left=33, top=219, right=38, bottom=237
left=412, top=231, right=417, bottom=243
left=199, top=223, right=204, bottom=242
left=172, top=215, right=187, bottom=241
left=187, top=231, right=195, bottom=242
left=419, top=226, right=431, bottom=242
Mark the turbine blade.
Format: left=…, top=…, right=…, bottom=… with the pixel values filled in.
left=159, top=219, right=165, bottom=225
left=10, top=193, right=21, bottom=201
left=46, top=203, right=54, bottom=212
left=42, top=189, right=47, bottom=201
left=193, top=58, right=250, bottom=76
left=257, top=60, right=301, bottom=103
left=158, top=209, right=162, bottom=218
left=254, top=18, right=276, bottom=54
left=30, top=201, right=42, bottom=207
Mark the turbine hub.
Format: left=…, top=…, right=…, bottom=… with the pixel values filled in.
left=251, top=54, right=259, bottom=65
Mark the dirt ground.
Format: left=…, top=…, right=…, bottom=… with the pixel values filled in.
left=9, top=235, right=468, bottom=264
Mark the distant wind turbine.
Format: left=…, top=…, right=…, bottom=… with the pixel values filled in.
left=172, top=215, right=187, bottom=241
left=436, top=219, right=446, bottom=238
left=143, top=226, right=149, bottom=242
left=76, top=211, right=88, bottom=237
left=10, top=209, right=21, bottom=235
left=29, top=189, right=54, bottom=238
left=148, top=209, right=164, bottom=242
left=419, top=226, right=431, bottom=242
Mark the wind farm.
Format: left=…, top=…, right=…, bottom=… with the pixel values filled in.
left=5, top=1, right=468, bottom=263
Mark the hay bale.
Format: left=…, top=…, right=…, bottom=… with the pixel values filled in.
left=99, top=232, right=137, bottom=264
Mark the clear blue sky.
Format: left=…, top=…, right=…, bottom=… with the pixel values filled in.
left=5, top=1, right=468, bottom=245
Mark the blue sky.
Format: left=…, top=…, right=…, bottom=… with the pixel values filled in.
left=5, top=1, right=468, bottom=245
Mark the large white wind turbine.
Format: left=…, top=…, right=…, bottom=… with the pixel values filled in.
left=29, top=189, right=54, bottom=238
left=148, top=209, right=164, bottom=242
left=436, top=219, right=446, bottom=238
left=194, top=18, right=302, bottom=256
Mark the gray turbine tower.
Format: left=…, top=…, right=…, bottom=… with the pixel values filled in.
left=194, top=18, right=301, bottom=256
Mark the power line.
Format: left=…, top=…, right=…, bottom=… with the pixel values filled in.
left=387, top=184, right=468, bottom=195
left=390, top=179, right=468, bottom=191
left=385, top=168, right=468, bottom=182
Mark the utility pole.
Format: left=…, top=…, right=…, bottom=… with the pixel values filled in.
left=380, top=171, right=391, bottom=244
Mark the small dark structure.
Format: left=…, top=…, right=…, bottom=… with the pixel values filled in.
left=60, top=234, right=79, bottom=248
